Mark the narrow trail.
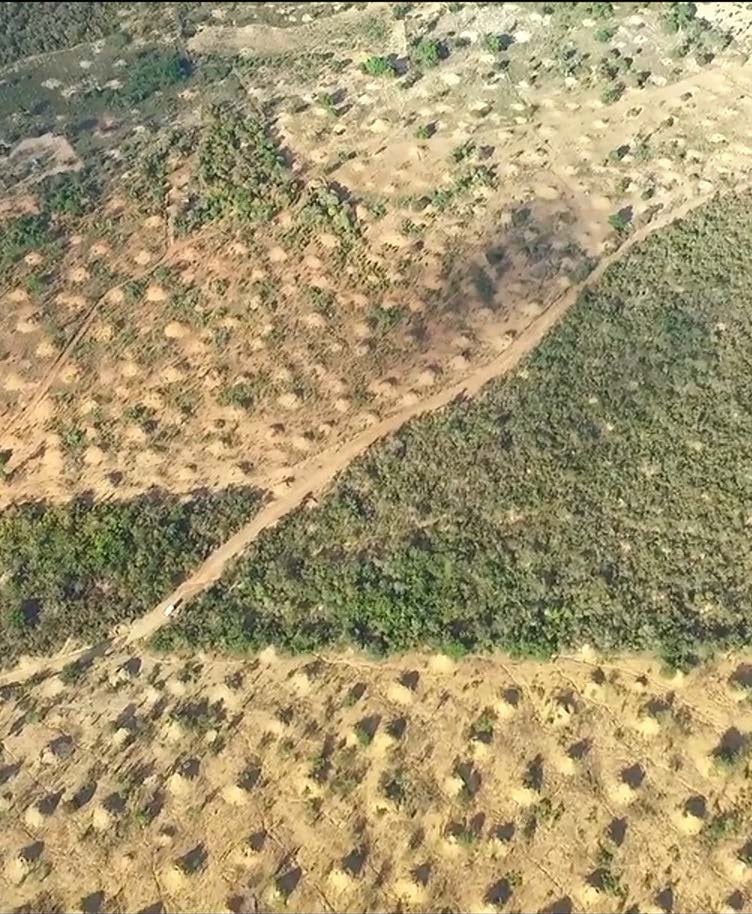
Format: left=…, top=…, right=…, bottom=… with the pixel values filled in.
left=0, top=187, right=728, bottom=687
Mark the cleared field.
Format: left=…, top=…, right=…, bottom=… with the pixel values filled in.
left=2, top=642, right=752, bottom=913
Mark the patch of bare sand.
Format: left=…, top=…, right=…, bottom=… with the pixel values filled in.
left=146, top=284, right=167, bottom=303
left=2, top=645, right=752, bottom=912
left=67, top=266, right=90, bottom=284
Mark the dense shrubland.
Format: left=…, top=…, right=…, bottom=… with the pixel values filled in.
left=0, top=1, right=116, bottom=67
left=108, top=50, right=192, bottom=107
left=159, top=192, right=752, bottom=667
left=0, top=488, right=263, bottom=664
left=175, top=104, right=299, bottom=232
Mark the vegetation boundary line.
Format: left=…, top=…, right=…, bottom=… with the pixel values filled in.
left=0, top=183, right=735, bottom=687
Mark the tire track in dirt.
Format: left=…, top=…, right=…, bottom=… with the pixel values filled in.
left=0, top=185, right=734, bottom=687
left=123, top=184, right=726, bottom=643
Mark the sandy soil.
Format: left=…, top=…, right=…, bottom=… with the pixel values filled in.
left=1, top=133, right=82, bottom=190
left=1, top=642, right=751, bottom=913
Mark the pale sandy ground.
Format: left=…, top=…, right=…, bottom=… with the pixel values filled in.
left=2, top=643, right=752, bottom=913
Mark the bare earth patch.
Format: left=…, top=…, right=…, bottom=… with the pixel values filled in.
left=2, top=645, right=752, bottom=913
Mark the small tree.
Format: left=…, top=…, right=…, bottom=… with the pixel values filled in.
left=608, top=211, right=630, bottom=234
left=392, top=2, right=412, bottom=19
left=594, top=26, right=616, bottom=43
left=484, top=33, right=513, bottom=53
left=601, top=82, right=625, bottom=104
left=662, top=1, right=698, bottom=33
left=318, top=92, right=338, bottom=116
left=412, top=38, right=444, bottom=68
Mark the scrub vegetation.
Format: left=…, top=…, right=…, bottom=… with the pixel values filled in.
left=159, top=192, right=752, bottom=668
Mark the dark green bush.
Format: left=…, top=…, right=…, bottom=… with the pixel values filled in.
left=0, top=213, right=51, bottom=270
left=608, top=210, right=630, bottom=233
left=41, top=173, right=98, bottom=217
left=0, top=488, right=263, bottom=665
left=662, top=2, right=699, bottom=34
left=392, top=3, right=413, bottom=19
left=601, top=82, right=625, bottom=104
left=361, top=56, right=395, bottom=77
left=98, top=50, right=192, bottom=107
left=0, top=1, right=116, bottom=66
left=411, top=38, right=444, bottom=69
left=177, top=104, right=299, bottom=230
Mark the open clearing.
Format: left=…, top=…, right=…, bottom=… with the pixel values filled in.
left=2, top=643, right=752, bottom=913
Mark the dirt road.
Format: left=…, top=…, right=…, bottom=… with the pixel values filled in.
left=0, top=186, right=728, bottom=687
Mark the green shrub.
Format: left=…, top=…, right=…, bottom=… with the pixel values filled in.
left=298, top=183, right=358, bottom=239
left=608, top=210, right=630, bottom=233
left=662, top=1, right=699, bottom=33
left=411, top=38, right=444, bottom=69
left=451, top=141, right=476, bottom=163
left=703, top=810, right=741, bottom=844
left=6, top=605, right=30, bottom=632
left=99, top=50, right=192, bottom=107
left=0, top=488, right=263, bottom=666
left=429, top=164, right=495, bottom=212
left=126, top=129, right=196, bottom=213
left=218, top=378, right=268, bottom=412
left=60, top=660, right=87, bottom=684
left=601, top=82, right=625, bottom=104
left=318, top=92, right=338, bottom=116
left=361, top=55, right=395, bottom=77
left=0, top=213, right=51, bottom=270
left=608, top=144, right=629, bottom=162
left=42, top=173, right=97, bottom=217
left=483, top=33, right=512, bottom=53
left=179, top=104, right=299, bottom=228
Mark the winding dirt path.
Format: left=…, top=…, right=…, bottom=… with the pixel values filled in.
left=0, top=187, right=728, bottom=686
